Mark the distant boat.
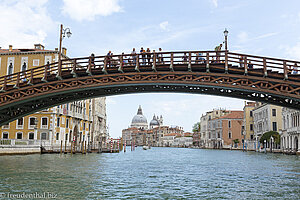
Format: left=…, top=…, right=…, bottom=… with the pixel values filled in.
left=143, top=146, right=149, bottom=150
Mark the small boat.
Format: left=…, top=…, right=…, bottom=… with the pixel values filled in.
left=143, top=146, right=149, bottom=150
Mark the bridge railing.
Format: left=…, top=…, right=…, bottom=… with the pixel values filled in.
left=0, top=51, right=298, bottom=92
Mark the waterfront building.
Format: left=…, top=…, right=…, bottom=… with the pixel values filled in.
left=281, top=108, right=300, bottom=154
left=208, top=111, right=244, bottom=149
left=253, top=103, right=282, bottom=150
left=122, top=106, right=187, bottom=147
left=0, top=45, right=107, bottom=150
left=173, top=132, right=193, bottom=147
left=200, top=109, right=230, bottom=148
left=192, top=132, right=201, bottom=147
left=243, top=101, right=259, bottom=150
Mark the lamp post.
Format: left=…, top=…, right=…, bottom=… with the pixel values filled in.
left=223, top=28, right=229, bottom=51
left=270, top=136, right=274, bottom=153
left=57, top=24, right=72, bottom=79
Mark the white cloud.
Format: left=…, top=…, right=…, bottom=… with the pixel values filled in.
left=0, top=0, right=56, bottom=48
left=283, top=41, right=300, bottom=60
left=211, top=0, right=218, bottom=7
left=159, top=21, right=170, bottom=31
left=237, top=31, right=248, bottom=43
left=62, top=0, right=122, bottom=22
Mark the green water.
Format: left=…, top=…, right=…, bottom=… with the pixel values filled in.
left=0, top=147, right=299, bottom=199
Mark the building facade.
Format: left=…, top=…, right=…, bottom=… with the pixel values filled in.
left=281, top=108, right=300, bottom=154
left=253, top=103, right=282, bottom=150
left=208, top=111, right=244, bottom=149
left=200, top=109, right=230, bottom=148
left=0, top=44, right=107, bottom=150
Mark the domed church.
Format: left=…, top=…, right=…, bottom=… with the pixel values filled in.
left=131, top=105, right=148, bottom=130
left=130, top=105, right=163, bottom=130
left=149, top=114, right=163, bottom=129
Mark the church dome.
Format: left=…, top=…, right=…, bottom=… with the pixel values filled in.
left=150, top=115, right=159, bottom=126
left=131, top=105, right=148, bottom=129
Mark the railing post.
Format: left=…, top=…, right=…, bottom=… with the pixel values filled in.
left=284, top=61, right=288, bottom=80
left=188, top=52, right=192, bottom=72
left=42, top=64, right=49, bottom=82
left=102, top=58, right=108, bottom=74
left=70, top=59, right=77, bottom=77
left=170, top=53, right=174, bottom=71
left=152, top=53, right=157, bottom=72
left=86, top=56, right=92, bottom=75
left=225, top=51, right=228, bottom=73
left=135, top=54, right=140, bottom=72
left=206, top=52, right=210, bottom=73
left=244, top=56, right=248, bottom=75
left=28, top=68, right=34, bottom=85
left=118, top=55, right=124, bottom=73
left=56, top=60, right=62, bottom=80
left=263, top=58, right=267, bottom=77
left=14, top=72, right=20, bottom=88
left=1, top=76, right=7, bottom=92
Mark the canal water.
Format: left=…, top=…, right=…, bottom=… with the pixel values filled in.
left=0, top=147, right=299, bottom=199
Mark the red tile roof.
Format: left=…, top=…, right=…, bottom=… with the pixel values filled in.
left=219, top=111, right=244, bottom=119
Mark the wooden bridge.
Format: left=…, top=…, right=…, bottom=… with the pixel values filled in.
left=0, top=50, right=299, bottom=125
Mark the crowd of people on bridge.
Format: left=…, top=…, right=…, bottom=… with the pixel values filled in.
left=89, top=46, right=299, bottom=75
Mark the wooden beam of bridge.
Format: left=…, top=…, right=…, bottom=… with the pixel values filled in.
left=0, top=50, right=299, bottom=125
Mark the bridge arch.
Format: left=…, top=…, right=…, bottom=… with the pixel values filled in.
left=0, top=51, right=299, bottom=125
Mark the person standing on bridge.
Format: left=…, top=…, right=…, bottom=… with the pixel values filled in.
left=131, top=48, right=136, bottom=64
left=140, top=47, right=146, bottom=65
left=146, top=48, right=151, bottom=65
left=182, top=53, right=188, bottom=64
left=215, top=43, right=222, bottom=62
left=158, top=48, right=164, bottom=64
left=106, top=51, right=112, bottom=67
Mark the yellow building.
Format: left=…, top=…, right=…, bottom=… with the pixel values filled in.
left=0, top=44, right=107, bottom=150
left=243, top=101, right=257, bottom=141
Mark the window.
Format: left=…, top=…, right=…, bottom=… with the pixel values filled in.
left=2, top=132, right=9, bottom=139
left=41, top=117, right=48, bottom=128
left=66, top=119, right=69, bottom=128
left=29, top=133, right=34, bottom=140
left=16, top=132, right=22, bottom=139
left=250, top=124, right=253, bottom=131
left=250, top=111, right=253, bottom=117
left=228, top=132, right=232, bottom=139
left=33, top=59, right=39, bottom=66
left=89, top=124, right=91, bottom=131
left=41, top=133, right=47, bottom=140
left=272, top=122, right=277, bottom=131
left=65, top=134, right=68, bottom=141
left=56, top=133, right=59, bottom=140
left=83, top=122, right=86, bottom=130
left=272, top=109, right=276, bottom=117
left=17, top=118, right=24, bottom=126
left=250, top=134, right=254, bottom=140
left=228, top=121, right=231, bottom=128
left=57, top=117, right=60, bottom=127
left=29, top=117, right=36, bottom=129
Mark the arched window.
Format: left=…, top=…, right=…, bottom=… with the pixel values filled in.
left=41, top=132, right=47, bottom=140
left=8, top=63, right=13, bottom=75
left=29, top=132, right=34, bottom=140
left=2, top=132, right=9, bottom=139
left=16, top=132, right=23, bottom=139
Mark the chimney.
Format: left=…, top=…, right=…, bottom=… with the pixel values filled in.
left=34, top=44, right=44, bottom=50
left=62, top=47, right=67, bottom=56
left=9, top=45, right=12, bottom=52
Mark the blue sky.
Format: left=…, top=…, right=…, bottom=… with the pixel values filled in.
left=1, top=0, right=300, bottom=137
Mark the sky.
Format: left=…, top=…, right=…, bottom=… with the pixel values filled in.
left=1, top=0, right=300, bottom=138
